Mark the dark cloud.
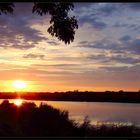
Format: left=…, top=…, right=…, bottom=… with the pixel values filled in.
left=110, top=50, right=126, bottom=54
left=87, top=53, right=140, bottom=65
left=47, top=41, right=60, bottom=46
left=78, top=3, right=140, bottom=54
left=119, top=35, right=132, bottom=42
left=111, top=55, right=140, bottom=64
left=0, top=3, right=48, bottom=50
left=97, top=3, right=140, bottom=14
left=119, top=37, right=140, bottom=54
left=49, top=64, right=79, bottom=67
left=78, top=41, right=89, bottom=45
left=75, top=3, right=140, bottom=32
left=77, top=40, right=121, bottom=51
left=128, top=39, right=140, bottom=54
left=78, top=36, right=140, bottom=56
left=126, top=3, right=140, bottom=11
left=77, top=38, right=140, bottom=66
left=92, top=20, right=107, bottom=30
left=99, top=64, right=140, bottom=82
left=32, top=63, right=81, bottom=68
left=99, top=4, right=119, bottom=16
left=74, top=3, right=94, bottom=10
left=86, top=54, right=109, bottom=63
left=23, top=53, right=45, bottom=59
left=31, top=63, right=86, bottom=73
left=0, top=22, right=46, bottom=49
left=100, top=66, right=129, bottom=72
left=13, top=3, right=34, bottom=16
left=78, top=16, right=107, bottom=30
left=75, top=3, right=120, bottom=17
left=112, top=23, right=129, bottom=28
left=100, top=3, right=140, bottom=14
left=113, top=23, right=140, bottom=32
left=74, top=3, right=108, bottom=30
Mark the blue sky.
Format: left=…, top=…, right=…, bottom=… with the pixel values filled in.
left=0, top=3, right=140, bottom=92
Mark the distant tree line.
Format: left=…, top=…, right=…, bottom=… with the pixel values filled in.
left=0, top=91, right=140, bottom=103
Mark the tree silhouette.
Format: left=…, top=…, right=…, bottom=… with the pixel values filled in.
left=0, top=3, right=14, bottom=15
left=0, top=2, right=78, bottom=44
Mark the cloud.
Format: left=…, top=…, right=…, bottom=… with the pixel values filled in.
left=0, top=23, right=46, bottom=49
left=100, top=66, right=129, bottom=72
left=75, top=3, right=140, bottom=33
left=110, top=55, right=140, bottom=65
left=86, top=54, right=110, bottom=63
left=87, top=53, right=140, bottom=66
left=23, top=53, right=45, bottom=60
left=76, top=38, right=140, bottom=68
left=98, top=4, right=119, bottom=16
left=126, top=3, right=140, bottom=11
left=75, top=3, right=119, bottom=17
left=119, top=36, right=140, bottom=54
left=78, top=14, right=107, bottom=30
left=84, top=64, right=140, bottom=86
left=74, top=3, right=109, bottom=30
left=96, top=3, right=140, bottom=14
left=91, top=19, right=107, bottom=30
left=128, top=39, right=140, bottom=54
left=77, top=39, right=121, bottom=51
left=77, top=35, right=140, bottom=56
left=31, top=63, right=87, bottom=73
left=119, top=35, right=132, bottom=42
left=47, top=41, right=60, bottom=46
left=112, top=23, right=129, bottom=28
left=113, top=23, right=140, bottom=32
left=0, top=3, right=48, bottom=50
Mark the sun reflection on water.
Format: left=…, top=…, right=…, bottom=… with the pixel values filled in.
left=14, top=99, right=23, bottom=106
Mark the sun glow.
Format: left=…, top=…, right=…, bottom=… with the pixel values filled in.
left=14, top=99, right=23, bottom=106
left=12, top=80, right=27, bottom=89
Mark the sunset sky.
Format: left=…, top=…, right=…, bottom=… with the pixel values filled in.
left=0, top=3, right=140, bottom=92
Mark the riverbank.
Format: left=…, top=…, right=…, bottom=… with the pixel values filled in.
left=0, top=91, right=140, bottom=104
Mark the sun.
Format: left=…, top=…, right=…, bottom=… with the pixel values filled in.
left=14, top=99, right=23, bottom=106
left=12, top=80, right=27, bottom=89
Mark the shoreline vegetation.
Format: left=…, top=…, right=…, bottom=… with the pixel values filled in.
left=0, top=100, right=140, bottom=137
left=0, top=91, right=140, bottom=103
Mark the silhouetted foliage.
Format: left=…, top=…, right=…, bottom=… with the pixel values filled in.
left=0, top=100, right=78, bottom=137
left=0, top=100, right=139, bottom=137
left=0, top=3, right=14, bottom=15
left=0, top=2, right=78, bottom=44
left=32, top=2, right=78, bottom=44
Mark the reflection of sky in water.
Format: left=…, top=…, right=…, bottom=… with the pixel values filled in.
left=0, top=99, right=140, bottom=126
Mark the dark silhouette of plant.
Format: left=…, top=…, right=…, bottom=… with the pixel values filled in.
left=0, top=3, right=14, bottom=15
left=0, top=2, right=78, bottom=44
left=0, top=100, right=78, bottom=137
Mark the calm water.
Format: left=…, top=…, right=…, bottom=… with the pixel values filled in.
left=0, top=99, right=140, bottom=126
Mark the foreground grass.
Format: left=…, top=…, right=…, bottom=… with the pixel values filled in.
left=0, top=100, right=139, bottom=137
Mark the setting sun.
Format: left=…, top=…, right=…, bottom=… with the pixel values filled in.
left=14, top=99, right=23, bottom=106
left=12, top=80, right=27, bottom=89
